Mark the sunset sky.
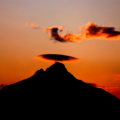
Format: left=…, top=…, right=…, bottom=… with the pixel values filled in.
left=0, top=0, right=120, bottom=98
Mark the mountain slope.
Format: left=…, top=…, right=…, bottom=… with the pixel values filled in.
left=0, top=62, right=120, bottom=118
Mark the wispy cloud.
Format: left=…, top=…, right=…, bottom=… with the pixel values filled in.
left=97, top=86, right=120, bottom=89
left=113, top=74, right=120, bottom=81
left=25, top=22, right=40, bottom=29
left=30, top=23, right=39, bottom=29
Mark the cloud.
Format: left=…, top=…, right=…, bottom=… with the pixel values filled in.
left=87, top=83, right=97, bottom=87
left=76, top=82, right=120, bottom=99
left=45, top=22, right=120, bottom=42
left=45, top=25, right=83, bottom=42
left=0, top=84, right=8, bottom=89
left=25, top=22, right=40, bottom=29
left=30, top=23, right=39, bottom=29
left=85, top=83, right=120, bottom=90
left=83, top=22, right=120, bottom=39
left=97, top=86, right=120, bottom=89
left=110, top=90, right=120, bottom=99
left=97, top=86, right=120, bottom=99
left=36, top=54, right=79, bottom=63
left=113, top=74, right=120, bottom=81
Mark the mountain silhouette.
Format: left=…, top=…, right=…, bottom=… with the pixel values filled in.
left=0, top=62, right=120, bottom=119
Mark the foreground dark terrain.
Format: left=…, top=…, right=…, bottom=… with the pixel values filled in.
left=0, top=62, right=120, bottom=118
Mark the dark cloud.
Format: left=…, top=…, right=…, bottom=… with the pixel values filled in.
left=87, top=83, right=97, bottom=87
left=0, top=84, right=8, bottom=89
left=45, top=25, right=83, bottom=42
left=84, top=23, right=120, bottom=39
left=45, top=23, right=120, bottom=42
left=97, top=86, right=120, bottom=89
left=37, top=54, right=79, bottom=62
left=48, top=27, right=66, bottom=42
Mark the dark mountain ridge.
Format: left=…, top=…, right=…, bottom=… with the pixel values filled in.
left=0, top=62, right=120, bottom=118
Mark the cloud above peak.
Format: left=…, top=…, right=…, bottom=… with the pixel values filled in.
left=37, top=54, right=79, bottom=63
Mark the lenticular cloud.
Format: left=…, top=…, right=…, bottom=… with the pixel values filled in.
left=37, top=54, right=79, bottom=62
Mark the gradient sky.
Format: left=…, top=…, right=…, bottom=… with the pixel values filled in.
left=0, top=0, right=120, bottom=98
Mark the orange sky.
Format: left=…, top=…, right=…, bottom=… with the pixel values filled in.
left=0, top=0, right=120, bottom=99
